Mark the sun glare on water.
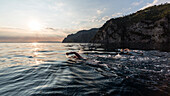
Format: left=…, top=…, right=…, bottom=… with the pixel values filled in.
left=28, top=20, right=42, bottom=31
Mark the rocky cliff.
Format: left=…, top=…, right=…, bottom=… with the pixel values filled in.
left=62, top=28, right=98, bottom=43
left=92, top=4, right=170, bottom=50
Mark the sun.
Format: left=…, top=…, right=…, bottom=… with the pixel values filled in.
left=28, top=20, right=42, bottom=31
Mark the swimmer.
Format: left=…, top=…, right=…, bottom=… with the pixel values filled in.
left=66, top=52, right=111, bottom=70
left=120, top=48, right=143, bottom=55
left=66, top=52, right=84, bottom=59
left=120, top=48, right=132, bottom=55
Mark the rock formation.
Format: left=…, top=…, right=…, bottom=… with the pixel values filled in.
left=91, top=3, right=170, bottom=51
left=62, top=28, right=98, bottom=43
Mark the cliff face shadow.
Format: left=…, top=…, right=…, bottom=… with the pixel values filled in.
left=101, top=42, right=170, bottom=52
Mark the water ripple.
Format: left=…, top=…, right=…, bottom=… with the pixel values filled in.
left=0, top=43, right=169, bottom=96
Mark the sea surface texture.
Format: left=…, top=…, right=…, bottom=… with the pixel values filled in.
left=0, top=43, right=169, bottom=96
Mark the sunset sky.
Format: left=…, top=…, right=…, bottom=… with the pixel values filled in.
left=0, top=0, right=169, bottom=42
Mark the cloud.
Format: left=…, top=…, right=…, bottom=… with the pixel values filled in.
left=55, top=2, right=65, bottom=7
left=89, top=15, right=111, bottom=24
left=0, top=36, right=63, bottom=42
left=45, top=27, right=78, bottom=35
left=122, top=7, right=132, bottom=13
left=0, top=27, right=71, bottom=42
left=0, top=27, right=64, bottom=42
left=71, top=21, right=81, bottom=25
left=96, top=8, right=106, bottom=15
left=0, top=27, right=31, bottom=37
left=102, top=16, right=110, bottom=21
left=132, top=0, right=143, bottom=6
left=141, top=0, right=170, bottom=10
left=90, top=16, right=98, bottom=23
left=112, top=13, right=122, bottom=17
left=48, top=2, right=65, bottom=11
left=46, top=27, right=56, bottom=31
left=97, top=10, right=103, bottom=15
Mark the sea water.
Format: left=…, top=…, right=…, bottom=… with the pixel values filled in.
left=0, top=43, right=169, bottom=96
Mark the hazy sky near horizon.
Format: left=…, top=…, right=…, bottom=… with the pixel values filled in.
left=0, top=0, right=169, bottom=42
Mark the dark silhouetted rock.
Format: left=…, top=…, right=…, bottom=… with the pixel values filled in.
left=62, top=28, right=98, bottom=43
